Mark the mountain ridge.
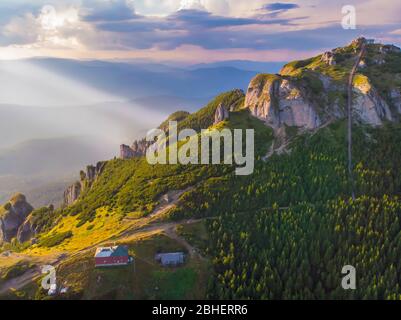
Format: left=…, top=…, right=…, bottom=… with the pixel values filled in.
left=2, top=38, right=401, bottom=300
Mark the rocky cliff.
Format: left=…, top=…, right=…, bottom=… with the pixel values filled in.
left=352, top=74, right=393, bottom=126
left=63, top=181, right=82, bottom=206
left=245, top=38, right=401, bottom=130
left=63, top=161, right=106, bottom=206
left=245, top=74, right=322, bottom=129
left=0, top=194, right=33, bottom=243
left=16, top=204, right=54, bottom=243
left=120, top=139, right=152, bottom=160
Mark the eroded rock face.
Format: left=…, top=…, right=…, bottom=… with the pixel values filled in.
left=214, top=103, right=229, bottom=124
left=64, top=161, right=107, bottom=207
left=86, top=162, right=106, bottom=181
left=353, top=78, right=393, bottom=126
left=246, top=75, right=280, bottom=125
left=0, top=194, right=33, bottom=243
left=245, top=75, right=321, bottom=129
left=16, top=218, right=34, bottom=243
left=245, top=67, right=399, bottom=130
left=277, top=80, right=322, bottom=129
left=120, top=140, right=151, bottom=159
left=120, top=144, right=136, bottom=159
left=132, top=140, right=151, bottom=156
left=63, top=181, right=82, bottom=206
left=16, top=205, right=54, bottom=243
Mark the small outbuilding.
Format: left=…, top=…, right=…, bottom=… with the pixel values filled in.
left=94, top=245, right=131, bottom=267
left=155, top=252, right=185, bottom=267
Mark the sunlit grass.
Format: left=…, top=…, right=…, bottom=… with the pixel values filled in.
left=23, top=207, right=139, bottom=255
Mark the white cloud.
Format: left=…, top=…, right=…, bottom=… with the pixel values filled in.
left=3, top=13, right=39, bottom=45
left=179, top=0, right=205, bottom=10
left=2, top=4, right=86, bottom=49
left=0, top=0, right=400, bottom=61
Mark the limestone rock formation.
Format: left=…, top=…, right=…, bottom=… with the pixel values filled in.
left=214, top=103, right=229, bottom=124
left=16, top=205, right=54, bottom=243
left=63, top=181, right=82, bottom=206
left=120, top=139, right=151, bottom=160
left=120, top=144, right=137, bottom=159
left=16, top=216, right=35, bottom=243
left=353, top=76, right=392, bottom=126
left=245, top=75, right=321, bottom=129
left=85, top=162, right=106, bottom=181
left=64, top=161, right=106, bottom=206
left=0, top=194, right=33, bottom=243
left=245, top=39, right=401, bottom=131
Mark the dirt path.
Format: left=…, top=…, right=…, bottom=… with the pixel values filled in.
left=0, top=221, right=193, bottom=295
left=0, top=253, right=63, bottom=295
left=164, top=225, right=202, bottom=259
left=123, top=186, right=194, bottom=222
left=0, top=187, right=201, bottom=295
left=150, top=187, right=193, bottom=218
left=0, top=267, right=41, bottom=295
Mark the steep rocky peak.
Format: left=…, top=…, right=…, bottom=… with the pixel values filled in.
left=245, top=74, right=322, bottom=129
left=64, top=161, right=106, bottom=206
left=245, top=39, right=401, bottom=130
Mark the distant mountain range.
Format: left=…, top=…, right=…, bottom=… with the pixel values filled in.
left=188, top=60, right=284, bottom=73
left=0, top=136, right=111, bottom=208
left=0, top=58, right=279, bottom=207
left=0, top=58, right=270, bottom=107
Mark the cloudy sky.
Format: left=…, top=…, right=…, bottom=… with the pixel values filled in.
left=0, top=0, right=400, bottom=63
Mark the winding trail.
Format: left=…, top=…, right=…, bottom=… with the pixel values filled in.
left=0, top=187, right=205, bottom=295
left=0, top=254, right=64, bottom=295
left=0, top=267, right=44, bottom=296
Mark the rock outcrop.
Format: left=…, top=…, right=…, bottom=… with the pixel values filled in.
left=214, top=103, right=229, bottom=124
left=245, top=39, right=401, bottom=130
left=16, top=205, right=54, bottom=243
left=353, top=75, right=393, bottom=126
left=16, top=217, right=35, bottom=243
left=120, top=139, right=151, bottom=160
left=63, top=181, right=82, bottom=206
left=120, top=144, right=137, bottom=159
left=245, top=75, right=321, bottom=129
left=0, top=194, right=33, bottom=243
left=63, top=161, right=106, bottom=206
left=85, top=162, right=106, bottom=182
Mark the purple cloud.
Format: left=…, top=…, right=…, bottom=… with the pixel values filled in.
left=263, top=3, right=300, bottom=11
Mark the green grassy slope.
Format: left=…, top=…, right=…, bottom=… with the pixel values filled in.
left=2, top=40, right=401, bottom=300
